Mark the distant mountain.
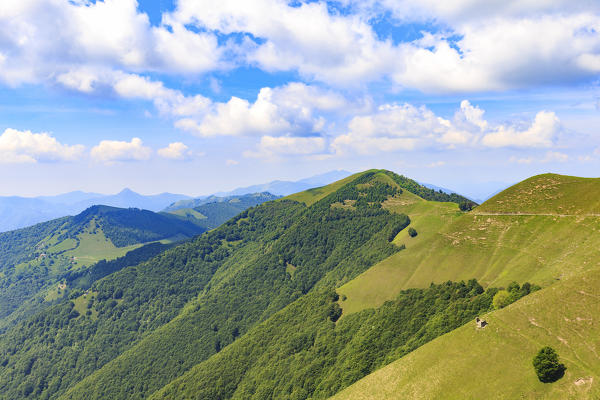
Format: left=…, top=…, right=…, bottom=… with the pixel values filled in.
left=164, top=192, right=279, bottom=212
left=0, top=190, right=191, bottom=232
left=0, top=205, right=205, bottom=333
left=215, top=170, right=353, bottom=197
left=164, top=192, right=280, bottom=231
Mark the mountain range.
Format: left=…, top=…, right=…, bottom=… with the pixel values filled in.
left=1, top=171, right=598, bottom=399
left=0, top=171, right=352, bottom=233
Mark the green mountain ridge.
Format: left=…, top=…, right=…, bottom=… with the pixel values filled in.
left=1, top=170, right=598, bottom=399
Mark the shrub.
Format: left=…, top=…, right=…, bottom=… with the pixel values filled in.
left=327, top=303, right=342, bottom=322
left=408, top=227, right=417, bottom=237
left=533, top=347, right=565, bottom=382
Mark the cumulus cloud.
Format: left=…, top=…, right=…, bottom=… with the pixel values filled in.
left=0, top=128, right=84, bottom=163
left=171, top=0, right=396, bottom=86
left=175, top=82, right=348, bottom=137
left=332, top=103, right=453, bottom=155
left=0, top=0, right=600, bottom=94
left=0, top=0, right=223, bottom=86
left=90, top=137, right=152, bottom=163
left=157, top=142, right=191, bottom=160
left=333, top=101, right=562, bottom=155
left=481, top=111, right=560, bottom=148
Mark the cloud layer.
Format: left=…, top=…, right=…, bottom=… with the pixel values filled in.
left=1, top=0, right=599, bottom=92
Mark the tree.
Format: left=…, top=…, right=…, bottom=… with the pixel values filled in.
left=533, top=346, right=565, bottom=382
left=408, top=227, right=417, bottom=237
left=492, top=290, right=511, bottom=309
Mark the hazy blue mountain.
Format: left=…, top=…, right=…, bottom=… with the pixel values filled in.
left=215, top=170, right=352, bottom=197
left=163, top=192, right=279, bottom=213
left=0, top=170, right=349, bottom=232
left=0, top=190, right=191, bottom=232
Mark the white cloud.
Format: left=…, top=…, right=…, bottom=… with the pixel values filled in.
left=1, top=0, right=600, bottom=95
left=90, top=137, right=152, bottom=163
left=481, top=111, right=560, bottom=148
left=244, top=135, right=327, bottom=158
left=176, top=82, right=348, bottom=137
left=157, top=142, right=191, bottom=160
left=334, top=101, right=562, bottom=155
left=0, top=0, right=223, bottom=86
left=332, top=103, right=452, bottom=155
left=225, top=159, right=239, bottom=166
left=0, top=128, right=84, bottom=163
left=172, top=0, right=397, bottom=86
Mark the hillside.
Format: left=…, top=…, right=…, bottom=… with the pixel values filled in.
left=338, top=173, right=600, bottom=316
left=333, top=267, right=600, bottom=399
left=164, top=192, right=280, bottom=230
left=0, top=170, right=418, bottom=400
left=0, top=205, right=205, bottom=332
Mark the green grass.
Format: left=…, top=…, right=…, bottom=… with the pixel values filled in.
left=67, top=229, right=142, bottom=268
left=333, top=267, right=600, bottom=400
left=476, top=173, right=600, bottom=215
left=72, top=291, right=99, bottom=320
left=338, top=194, right=462, bottom=315
left=338, top=175, right=600, bottom=316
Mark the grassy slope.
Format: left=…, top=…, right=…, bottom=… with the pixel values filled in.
left=475, top=173, right=600, bottom=215
left=339, top=191, right=461, bottom=315
left=339, top=174, right=600, bottom=315
left=333, top=267, right=600, bottom=400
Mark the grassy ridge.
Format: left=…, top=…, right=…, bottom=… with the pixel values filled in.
left=333, top=267, right=600, bottom=399
left=476, top=173, right=600, bottom=215
left=339, top=175, right=600, bottom=316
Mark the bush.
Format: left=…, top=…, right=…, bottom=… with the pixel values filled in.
left=533, top=347, right=565, bottom=382
left=459, top=201, right=476, bottom=212
left=408, top=227, right=417, bottom=237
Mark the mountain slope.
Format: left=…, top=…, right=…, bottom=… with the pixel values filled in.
left=0, top=170, right=410, bottom=400
left=338, top=173, right=600, bottom=316
left=0, top=205, right=205, bottom=332
left=333, top=267, right=600, bottom=399
left=474, top=173, right=600, bottom=215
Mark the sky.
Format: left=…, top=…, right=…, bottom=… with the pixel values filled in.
left=1, top=0, right=600, bottom=199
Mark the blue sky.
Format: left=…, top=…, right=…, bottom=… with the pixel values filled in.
left=1, top=0, right=600, bottom=200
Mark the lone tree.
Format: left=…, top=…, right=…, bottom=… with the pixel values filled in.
left=533, top=346, right=565, bottom=383
left=408, top=227, right=418, bottom=237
